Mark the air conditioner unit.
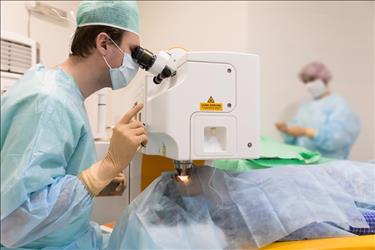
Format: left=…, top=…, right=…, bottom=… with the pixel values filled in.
left=1, top=31, right=39, bottom=94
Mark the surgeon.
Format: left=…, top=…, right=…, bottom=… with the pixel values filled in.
left=275, top=62, right=360, bottom=159
left=1, top=1, right=146, bottom=249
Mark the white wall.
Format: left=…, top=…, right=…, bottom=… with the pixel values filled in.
left=2, top=1, right=373, bottom=160
left=247, top=1, right=374, bottom=160
left=1, top=1, right=78, bottom=67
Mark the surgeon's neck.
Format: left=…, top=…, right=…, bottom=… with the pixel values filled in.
left=317, top=91, right=331, bottom=100
left=60, top=55, right=110, bottom=99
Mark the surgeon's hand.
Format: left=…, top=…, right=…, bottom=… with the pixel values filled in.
left=79, top=104, right=147, bottom=196
left=98, top=172, right=127, bottom=196
left=105, top=103, right=147, bottom=171
left=284, top=126, right=306, bottom=137
left=284, top=125, right=316, bottom=138
left=275, top=122, right=288, bottom=132
left=276, top=122, right=316, bottom=138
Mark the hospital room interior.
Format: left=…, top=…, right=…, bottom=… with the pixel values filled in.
left=1, top=1, right=374, bottom=249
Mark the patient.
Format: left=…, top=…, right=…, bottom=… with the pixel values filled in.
left=108, top=159, right=374, bottom=249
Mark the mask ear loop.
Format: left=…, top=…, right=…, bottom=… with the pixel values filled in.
left=106, top=36, right=126, bottom=54
left=102, top=56, right=113, bottom=69
left=102, top=35, right=124, bottom=69
left=103, top=35, right=127, bottom=70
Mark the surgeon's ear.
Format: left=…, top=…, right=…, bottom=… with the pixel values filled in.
left=96, top=32, right=109, bottom=56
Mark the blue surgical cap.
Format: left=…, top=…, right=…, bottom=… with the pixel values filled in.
left=76, top=1, right=140, bottom=36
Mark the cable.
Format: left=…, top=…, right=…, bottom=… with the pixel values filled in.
left=168, top=46, right=189, bottom=51
left=50, top=8, right=75, bottom=26
left=27, top=10, right=31, bottom=38
left=208, top=168, right=224, bottom=207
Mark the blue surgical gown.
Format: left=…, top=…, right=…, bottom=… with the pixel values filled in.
left=1, top=65, right=102, bottom=249
left=283, top=94, right=360, bottom=159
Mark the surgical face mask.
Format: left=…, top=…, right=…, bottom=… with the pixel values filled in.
left=306, top=80, right=327, bottom=99
left=103, top=38, right=139, bottom=90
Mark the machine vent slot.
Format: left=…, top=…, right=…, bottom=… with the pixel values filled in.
left=1, top=38, right=33, bottom=75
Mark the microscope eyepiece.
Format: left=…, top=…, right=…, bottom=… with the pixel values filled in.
left=132, top=46, right=156, bottom=71
left=153, top=67, right=172, bottom=85
left=132, top=46, right=176, bottom=84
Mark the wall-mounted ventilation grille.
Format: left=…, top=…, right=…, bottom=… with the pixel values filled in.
left=1, top=31, right=38, bottom=94
left=1, top=38, right=33, bottom=75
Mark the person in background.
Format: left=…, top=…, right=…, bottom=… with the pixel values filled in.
left=1, top=1, right=147, bottom=249
left=275, top=62, right=360, bottom=159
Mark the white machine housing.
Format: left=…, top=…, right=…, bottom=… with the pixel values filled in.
left=135, top=51, right=260, bottom=161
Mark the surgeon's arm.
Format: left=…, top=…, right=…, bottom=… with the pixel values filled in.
left=311, top=107, right=360, bottom=152
left=1, top=96, right=95, bottom=248
left=1, top=175, right=91, bottom=248
left=1, top=104, right=146, bottom=248
left=276, top=121, right=299, bottom=145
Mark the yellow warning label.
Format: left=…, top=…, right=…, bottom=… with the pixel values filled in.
left=200, top=96, right=223, bottom=111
